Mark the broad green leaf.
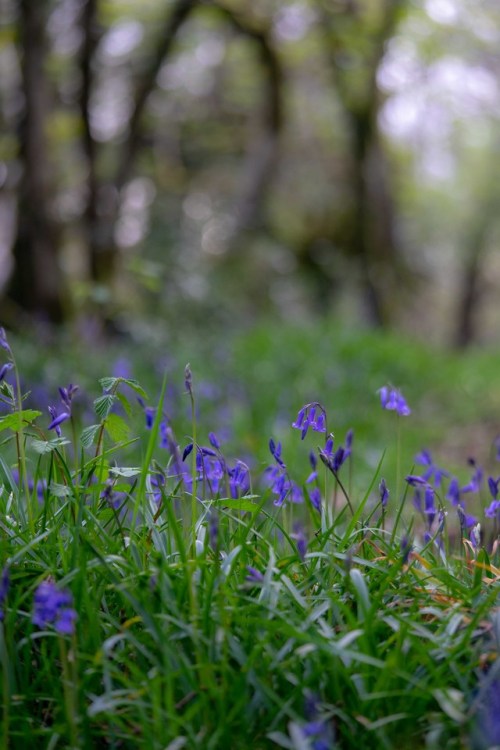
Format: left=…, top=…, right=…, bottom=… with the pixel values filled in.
left=105, top=413, right=131, bottom=443
left=99, top=376, right=147, bottom=400
left=31, top=437, right=70, bottom=454
left=81, top=424, right=100, bottom=449
left=116, top=391, right=132, bottom=417
left=48, top=482, right=72, bottom=498
left=0, top=409, right=42, bottom=433
left=94, top=394, right=116, bottom=419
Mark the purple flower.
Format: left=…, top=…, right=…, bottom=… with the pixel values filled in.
left=457, top=504, right=476, bottom=532
left=291, top=523, right=307, bottom=561
left=269, top=438, right=285, bottom=467
left=379, top=386, right=411, bottom=416
left=379, top=478, right=389, bottom=508
left=228, top=461, right=249, bottom=498
left=0, top=362, right=13, bottom=382
left=485, top=500, right=500, bottom=520
left=58, top=383, right=79, bottom=411
left=32, top=580, right=77, bottom=635
left=47, top=406, right=70, bottom=437
left=246, top=566, right=264, bottom=583
left=488, top=477, right=500, bottom=500
left=461, top=461, right=483, bottom=494
left=308, top=486, right=322, bottom=512
left=446, top=477, right=461, bottom=506
left=415, top=449, right=449, bottom=488
left=400, top=534, right=412, bottom=564
left=0, top=327, right=11, bottom=353
left=0, top=566, right=9, bottom=620
left=303, top=694, right=334, bottom=750
left=319, top=435, right=348, bottom=475
left=292, top=403, right=327, bottom=440
left=137, top=398, right=155, bottom=430
left=208, top=432, right=220, bottom=450
left=405, top=474, right=428, bottom=487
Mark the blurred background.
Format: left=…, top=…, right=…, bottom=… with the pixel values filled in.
left=2, top=0, right=500, bottom=346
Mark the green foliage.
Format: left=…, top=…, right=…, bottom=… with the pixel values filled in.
left=0, top=330, right=500, bottom=749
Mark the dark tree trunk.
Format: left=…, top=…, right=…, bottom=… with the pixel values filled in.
left=86, top=0, right=198, bottom=286
left=9, top=0, right=65, bottom=323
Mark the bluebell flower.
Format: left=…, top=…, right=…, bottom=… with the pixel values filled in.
left=415, top=449, right=449, bottom=488
left=0, top=327, right=11, bottom=353
left=33, top=580, right=77, bottom=635
left=495, top=436, right=500, bottom=462
left=447, top=477, right=461, bottom=506
left=0, top=566, right=9, bottom=620
left=269, top=438, right=285, bottom=467
left=485, top=500, right=500, bottom=520
left=488, top=476, right=500, bottom=500
left=303, top=693, right=334, bottom=750
left=0, top=362, right=13, bottom=382
left=461, top=460, right=483, bottom=494
left=379, top=478, right=389, bottom=508
left=379, top=386, right=411, bottom=416
left=208, top=431, right=220, bottom=450
left=457, top=504, right=476, bottom=532
left=400, top=534, right=412, bottom=564
left=58, top=383, right=79, bottom=411
left=291, top=523, right=307, bottom=561
left=308, top=486, right=321, bottom=512
left=246, top=566, right=264, bottom=583
left=406, top=474, right=428, bottom=487
left=137, top=398, right=155, bottom=429
left=319, top=435, right=348, bottom=475
left=47, top=406, right=70, bottom=437
left=292, top=402, right=327, bottom=440
left=228, top=461, right=249, bottom=498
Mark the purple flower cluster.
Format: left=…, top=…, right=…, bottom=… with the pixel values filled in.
left=318, top=432, right=352, bottom=475
left=292, top=403, right=327, bottom=440
left=182, top=435, right=250, bottom=499
left=48, top=383, right=79, bottom=437
left=265, top=439, right=304, bottom=507
left=32, top=580, right=77, bottom=635
left=379, top=386, right=411, bottom=416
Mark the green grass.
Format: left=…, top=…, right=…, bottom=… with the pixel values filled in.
left=1, top=322, right=500, bottom=748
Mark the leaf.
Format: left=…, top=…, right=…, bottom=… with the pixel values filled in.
left=94, top=394, right=117, bottom=420
left=213, top=497, right=261, bottom=513
left=350, top=568, right=371, bottom=620
left=0, top=409, right=42, bottom=433
left=109, top=466, right=141, bottom=478
left=48, top=482, right=73, bottom=498
left=99, top=376, right=147, bottom=400
left=105, top=413, right=131, bottom=443
left=31, top=437, right=70, bottom=455
left=116, top=391, right=132, bottom=417
left=80, top=424, right=100, bottom=449
left=433, top=688, right=466, bottom=723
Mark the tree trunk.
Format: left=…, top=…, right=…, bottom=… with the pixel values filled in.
left=9, top=0, right=65, bottom=323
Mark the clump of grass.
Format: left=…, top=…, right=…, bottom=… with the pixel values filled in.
left=0, top=328, right=499, bottom=749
